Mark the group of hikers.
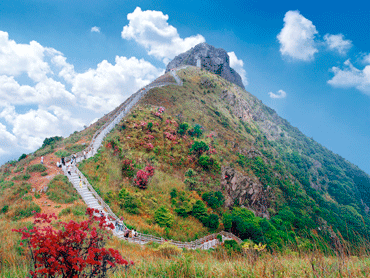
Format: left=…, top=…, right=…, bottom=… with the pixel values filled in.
left=115, top=219, right=138, bottom=238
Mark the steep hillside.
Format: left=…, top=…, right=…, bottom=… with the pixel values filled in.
left=78, top=66, right=370, bottom=254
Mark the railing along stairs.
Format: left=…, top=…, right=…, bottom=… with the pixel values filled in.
left=62, top=66, right=243, bottom=249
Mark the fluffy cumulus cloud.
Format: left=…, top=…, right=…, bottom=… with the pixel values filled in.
left=121, top=7, right=205, bottom=64
left=324, top=34, right=352, bottom=55
left=277, top=11, right=318, bottom=61
left=228, top=52, right=248, bottom=86
left=328, top=60, right=370, bottom=94
left=70, top=56, right=163, bottom=111
left=91, top=26, right=101, bottom=33
left=363, top=53, right=370, bottom=64
left=0, top=30, right=163, bottom=162
left=268, top=90, right=287, bottom=99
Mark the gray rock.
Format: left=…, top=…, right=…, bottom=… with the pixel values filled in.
left=165, top=43, right=245, bottom=89
left=221, top=166, right=271, bottom=218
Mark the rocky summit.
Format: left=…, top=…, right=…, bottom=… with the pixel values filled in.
left=165, top=42, right=245, bottom=89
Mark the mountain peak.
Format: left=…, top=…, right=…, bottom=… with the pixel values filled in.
left=165, top=43, right=245, bottom=89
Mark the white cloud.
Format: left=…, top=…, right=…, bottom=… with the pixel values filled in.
left=324, top=34, right=352, bottom=55
left=121, top=7, right=205, bottom=64
left=277, top=10, right=318, bottom=61
left=70, top=56, right=163, bottom=112
left=91, top=26, right=101, bottom=33
left=228, top=51, right=248, bottom=86
left=0, top=31, right=51, bottom=82
left=268, top=90, right=287, bottom=99
left=362, top=53, right=370, bottom=64
left=0, top=104, right=84, bottom=150
left=0, top=122, right=17, bottom=154
left=328, top=60, right=370, bottom=94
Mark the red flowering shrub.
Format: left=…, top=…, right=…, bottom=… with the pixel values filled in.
left=122, top=159, right=135, bottom=178
left=13, top=208, right=132, bottom=277
left=134, top=165, right=155, bottom=189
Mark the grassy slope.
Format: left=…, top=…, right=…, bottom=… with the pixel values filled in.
left=78, top=66, right=370, bottom=254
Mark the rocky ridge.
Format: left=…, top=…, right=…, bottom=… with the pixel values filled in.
left=165, top=42, right=245, bottom=89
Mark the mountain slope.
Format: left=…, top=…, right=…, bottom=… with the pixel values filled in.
left=77, top=65, right=370, bottom=254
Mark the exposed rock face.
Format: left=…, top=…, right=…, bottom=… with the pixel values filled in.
left=221, top=166, right=271, bottom=218
left=165, top=43, right=245, bottom=89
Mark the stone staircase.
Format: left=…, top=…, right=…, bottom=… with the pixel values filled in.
left=62, top=66, right=243, bottom=249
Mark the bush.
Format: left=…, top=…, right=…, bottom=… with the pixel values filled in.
left=121, top=195, right=141, bottom=214
left=192, top=200, right=208, bottom=225
left=190, top=141, right=209, bottom=156
left=27, top=164, right=47, bottom=173
left=12, top=202, right=41, bottom=221
left=13, top=209, right=130, bottom=277
left=155, top=242, right=182, bottom=258
left=170, top=188, right=177, bottom=199
left=188, top=124, right=203, bottom=138
left=1, top=205, right=9, bottom=214
left=41, top=172, right=48, bottom=176
left=223, top=240, right=242, bottom=254
left=55, top=150, right=71, bottom=158
left=41, top=136, right=63, bottom=148
left=155, top=206, right=174, bottom=228
left=178, top=122, right=189, bottom=135
left=122, top=159, right=135, bottom=178
left=202, top=191, right=225, bottom=209
left=198, top=155, right=212, bottom=169
left=46, top=175, right=79, bottom=204
left=18, top=153, right=27, bottom=161
left=206, top=214, right=219, bottom=230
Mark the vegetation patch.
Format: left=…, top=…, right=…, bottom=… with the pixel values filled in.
left=27, top=164, right=47, bottom=173
left=46, top=175, right=79, bottom=204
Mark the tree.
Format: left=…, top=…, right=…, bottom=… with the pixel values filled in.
left=207, top=214, right=219, bottom=230
left=13, top=208, right=132, bottom=277
left=192, top=200, right=208, bottom=224
left=154, top=206, right=174, bottom=228
left=190, top=141, right=209, bottom=156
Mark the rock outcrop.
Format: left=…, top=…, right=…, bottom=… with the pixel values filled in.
left=165, top=43, right=245, bottom=89
left=221, top=166, right=271, bottom=218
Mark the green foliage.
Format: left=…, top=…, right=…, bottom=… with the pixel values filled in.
left=120, top=195, right=141, bottom=214
left=66, top=144, right=85, bottom=153
left=198, top=155, right=211, bottom=169
left=170, top=188, right=177, bottom=199
left=12, top=202, right=41, bottom=221
left=46, top=175, right=79, bottom=204
left=14, top=166, right=24, bottom=173
left=223, top=240, right=242, bottom=254
left=202, top=191, right=224, bottom=209
left=155, top=206, right=174, bottom=228
left=18, top=154, right=27, bottom=161
left=27, top=164, right=47, bottom=173
left=188, top=124, right=203, bottom=138
left=41, top=172, right=48, bottom=176
left=178, top=122, right=189, bottom=135
left=190, top=141, right=209, bottom=156
left=147, top=122, right=153, bottom=131
left=41, top=136, right=63, bottom=148
left=206, top=214, right=219, bottom=230
left=55, top=150, right=71, bottom=158
left=192, top=200, right=208, bottom=225
left=1, top=205, right=9, bottom=214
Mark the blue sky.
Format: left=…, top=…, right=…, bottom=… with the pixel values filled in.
left=0, top=0, right=369, bottom=175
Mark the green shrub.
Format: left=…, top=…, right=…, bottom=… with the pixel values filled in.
left=155, top=206, right=174, bottom=228
left=34, top=193, right=41, bottom=199
left=192, top=200, right=208, bottom=224
left=27, top=164, right=47, bottom=173
left=178, top=122, right=189, bottom=135
left=23, top=195, right=33, bottom=201
left=59, top=207, right=72, bottom=217
left=190, top=141, right=209, bottom=156
left=55, top=150, right=71, bottom=158
left=198, top=155, right=212, bottom=169
left=12, top=183, right=31, bottom=198
left=42, top=136, right=62, bottom=148
left=71, top=204, right=86, bottom=216
left=18, top=154, right=27, bottom=161
left=1, top=205, right=9, bottom=214
left=46, top=175, right=79, bottom=204
left=120, top=195, right=141, bottom=214
left=223, top=240, right=242, bottom=254
left=206, top=214, right=219, bottom=230
left=147, top=122, right=153, bottom=131
left=12, top=202, right=41, bottom=221
left=41, top=172, right=48, bottom=176
left=202, top=191, right=225, bottom=209
left=14, top=166, right=24, bottom=173
left=66, top=144, right=85, bottom=153
left=170, top=188, right=177, bottom=199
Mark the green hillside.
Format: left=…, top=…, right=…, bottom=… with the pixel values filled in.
left=77, top=66, right=370, bottom=255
